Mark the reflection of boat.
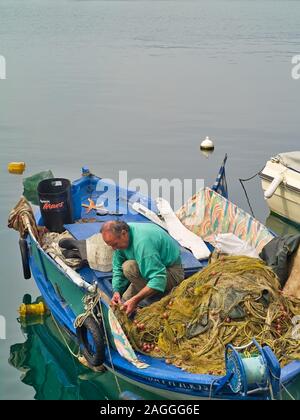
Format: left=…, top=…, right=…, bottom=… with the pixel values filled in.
left=9, top=310, right=160, bottom=400
left=260, top=152, right=300, bottom=226
left=265, top=213, right=300, bottom=237
left=9, top=169, right=300, bottom=400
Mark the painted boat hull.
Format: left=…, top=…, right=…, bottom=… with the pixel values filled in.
left=260, top=160, right=300, bottom=226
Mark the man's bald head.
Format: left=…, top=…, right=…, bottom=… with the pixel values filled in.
left=101, top=221, right=130, bottom=250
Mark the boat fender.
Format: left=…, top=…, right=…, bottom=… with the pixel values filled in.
left=76, top=316, right=105, bottom=367
left=264, top=174, right=284, bottom=199
left=19, top=238, right=31, bottom=279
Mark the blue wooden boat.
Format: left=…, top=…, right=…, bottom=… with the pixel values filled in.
left=13, top=168, right=300, bottom=400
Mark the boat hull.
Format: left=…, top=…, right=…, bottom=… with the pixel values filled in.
left=260, top=160, right=300, bottom=226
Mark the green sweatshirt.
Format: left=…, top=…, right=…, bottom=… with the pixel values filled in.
left=112, top=223, right=181, bottom=294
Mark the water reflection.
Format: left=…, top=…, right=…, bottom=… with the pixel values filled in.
left=200, top=149, right=214, bottom=159
left=265, top=213, right=300, bottom=237
left=9, top=303, right=160, bottom=400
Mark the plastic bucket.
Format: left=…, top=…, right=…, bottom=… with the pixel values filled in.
left=37, top=178, right=74, bottom=233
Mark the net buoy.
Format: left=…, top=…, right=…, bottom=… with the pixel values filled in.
left=8, top=162, right=26, bottom=175
left=200, top=136, right=215, bottom=151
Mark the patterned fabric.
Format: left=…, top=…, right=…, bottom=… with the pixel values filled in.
left=176, top=188, right=274, bottom=253
left=108, top=308, right=149, bottom=369
left=212, top=154, right=228, bottom=198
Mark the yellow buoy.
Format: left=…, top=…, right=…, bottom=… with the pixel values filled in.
left=19, top=301, right=46, bottom=317
left=8, top=162, right=26, bottom=175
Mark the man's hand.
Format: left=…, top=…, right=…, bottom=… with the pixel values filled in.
left=111, top=292, right=121, bottom=307
left=122, top=286, right=158, bottom=316
left=123, top=297, right=138, bottom=316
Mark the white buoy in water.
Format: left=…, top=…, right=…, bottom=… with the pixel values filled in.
left=200, top=136, right=215, bottom=151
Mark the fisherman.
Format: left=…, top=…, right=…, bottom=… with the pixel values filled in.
left=101, top=221, right=184, bottom=316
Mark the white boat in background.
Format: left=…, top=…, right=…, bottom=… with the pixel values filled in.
left=260, top=152, right=300, bottom=226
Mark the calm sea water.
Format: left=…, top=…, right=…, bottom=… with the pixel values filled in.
left=1, top=0, right=299, bottom=400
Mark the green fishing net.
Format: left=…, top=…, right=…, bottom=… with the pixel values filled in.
left=115, top=254, right=300, bottom=375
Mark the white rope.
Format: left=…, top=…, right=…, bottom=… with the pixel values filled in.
left=209, top=378, right=220, bottom=400
left=280, top=382, right=296, bottom=400
left=51, top=313, right=80, bottom=359
left=268, top=369, right=296, bottom=401
left=98, top=294, right=122, bottom=395
left=74, top=289, right=122, bottom=395
left=74, top=292, right=100, bottom=329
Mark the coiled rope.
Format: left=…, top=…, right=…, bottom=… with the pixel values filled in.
left=74, top=289, right=122, bottom=395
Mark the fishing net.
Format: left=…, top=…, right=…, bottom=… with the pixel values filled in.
left=115, top=254, right=300, bottom=375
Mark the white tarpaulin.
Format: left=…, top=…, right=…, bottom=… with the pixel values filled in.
left=214, top=233, right=260, bottom=258
left=277, top=152, right=300, bottom=172
left=156, top=197, right=211, bottom=260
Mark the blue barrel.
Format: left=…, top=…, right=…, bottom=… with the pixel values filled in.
left=37, top=178, right=74, bottom=233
